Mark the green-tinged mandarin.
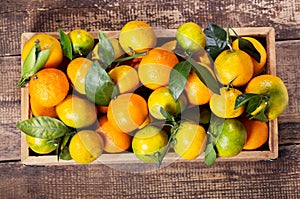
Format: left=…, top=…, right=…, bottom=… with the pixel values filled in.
left=245, top=74, right=288, bottom=120
left=148, top=87, right=186, bottom=119
left=215, top=119, right=247, bottom=157
left=68, top=29, right=95, bottom=57
left=132, top=125, right=168, bottom=163
left=26, top=135, right=56, bottom=154
left=232, top=37, right=267, bottom=75
left=176, top=22, right=206, bottom=52
left=173, top=121, right=207, bottom=160
left=214, top=49, right=253, bottom=87
left=119, top=20, right=156, bottom=55
left=209, top=87, right=245, bottom=118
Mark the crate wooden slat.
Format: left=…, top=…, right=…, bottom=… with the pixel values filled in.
left=20, top=27, right=277, bottom=166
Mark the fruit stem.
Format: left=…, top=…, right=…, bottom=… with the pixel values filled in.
left=226, top=24, right=234, bottom=53
left=156, top=134, right=173, bottom=168
left=17, top=77, right=27, bottom=88
left=113, top=50, right=148, bottom=63
left=156, top=121, right=180, bottom=168
left=156, top=119, right=180, bottom=168
left=226, top=76, right=237, bottom=91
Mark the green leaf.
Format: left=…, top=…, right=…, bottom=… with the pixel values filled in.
left=249, top=106, right=268, bottom=122
left=245, top=95, right=263, bottom=113
left=58, top=29, right=73, bottom=60
left=160, top=107, right=174, bottom=121
left=34, top=49, right=50, bottom=73
left=169, top=61, right=191, bottom=100
left=204, top=24, right=228, bottom=59
left=188, top=58, right=221, bottom=94
left=114, top=51, right=148, bottom=63
left=204, top=143, right=217, bottom=166
left=58, top=134, right=73, bottom=161
left=97, top=31, right=114, bottom=67
left=16, top=116, right=71, bottom=139
left=238, top=37, right=261, bottom=63
left=18, top=45, right=37, bottom=87
left=21, top=45, right=37, bottom=76
left=85, top=60, right=118, bottom=106
left=18, top=42, right=50, bottom=88
left=234, top=93, right=259, bottom=109
left=235, top=93, right=270, bottom=122
left=59, top=144, right=72, bottom=160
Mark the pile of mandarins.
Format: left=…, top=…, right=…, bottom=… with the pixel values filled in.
left=17, top=20, right=288, bottom=166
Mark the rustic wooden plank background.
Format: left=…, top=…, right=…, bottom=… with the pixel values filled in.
left=0, top=0, right=299, bottom=198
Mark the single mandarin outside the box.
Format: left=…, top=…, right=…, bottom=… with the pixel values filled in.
left=67, top=57, right=93, bottom=95
left=209, top=87, right=245, bottom=118
left=119, top=20, right=156, bottom=55
left=232, top=37, right=267, bottom=75
left=214, top=49, right=254, bottom=87
left=138, top=48, right=179, bottom=90
left=30, top=97, right=57, bottom=118
left=184, top=70, right=212, bottom=105
left=69, top=130, right=104, bottom=164
left=56, top=95, right=97, bottom=129
left=173, top=121, right=207, bottom=160
left=22, top=33, right=63, bottom=68
left=176, top=22, right=206, bottom=52
left=28, top=68, right=69, bottom=107
left=241, top=117, right=269, bottom=150
left=96, top=116, right=131, bottom=153
left=108, top=65, right=140, bottom=94
left=245, top=74, right=289, bottom=120
left=26, top=135, right=57, bottom=154
left=68, top=29, right=95, bottom=57
left=132, top=125, right=168, bottom=163
left=147, top=86, right=186, bottom=120
left=107, top=93, right=149, bottom=133
left=92, top=38, right=125, bottom=61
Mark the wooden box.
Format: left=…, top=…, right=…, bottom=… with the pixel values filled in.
left=20, top=27, right=277, bottom=166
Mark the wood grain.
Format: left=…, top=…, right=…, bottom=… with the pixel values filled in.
left=0, top=0, right=299, bottom=198
left=1, top=0, right=299, bottom=56
left=275, top=40, right=300, bottom=123
left=0, top=57, right=21, bottom=161
left=0, top=145, right=299, bottom=199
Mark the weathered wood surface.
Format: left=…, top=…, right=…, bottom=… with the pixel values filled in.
left=0, top=0, right=299, bottom=198
left=0, top=147, right=299, bottom=199
left=1, top=0, right=300, bottom=56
